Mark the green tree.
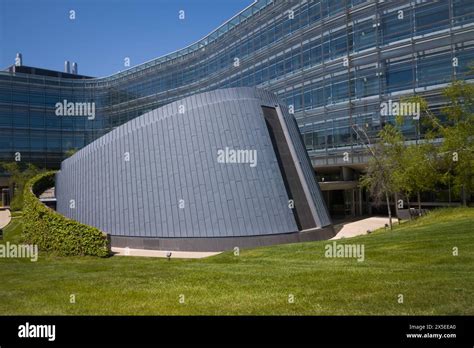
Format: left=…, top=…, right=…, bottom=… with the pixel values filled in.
left=359, top=78, right=473, bottom=222
left=356, top=124, right=399, bottom=229
left=393, top=141, right=439, bottom=212
left=387, top=113, right=440, bottom=212
left=358, top=119, right=439, bottom=225
left=441, top=82, right=474, bottom=205
left=414, top=81, right=474, bottom=206
left=0, top=162, right=44, bottom=211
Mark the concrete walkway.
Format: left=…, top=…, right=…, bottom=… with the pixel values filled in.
left=331, top=216, right=392, bottom=240
left=0, top=209, right=11, bottom=229
left=111, top=247, right=221, bottom=259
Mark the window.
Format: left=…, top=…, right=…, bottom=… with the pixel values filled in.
left=284, top=52, right=293, bottom=73
left=310, top=41, right=322, bottom=65
left=333, top=126, right=351, bottom=146
left=62, top=137, right=74, bottom=151
left=0, top=133, right=13, bottom=151
left=417, top=53, right=452, bottom=87
left=61, top=117, right=74, bottom=129
left=255, top=69, right=263, bottom=84
left=0, top=88, right=11, bottom=103
left=354, top=20, right=376, bottom=51
left=303, top=49, right=311, bottom=67
left=30, top=111, right=44, bottom=129
left=386, top=61, right=414, bottom=92
left=29, top=93, right=44, bottom=105
left=453, top=0, right=474, bottom=25
left=332, top=81, right=349, bottom=102
left=74, top=136, right=85, bottom=148
left=268, top=63, right=277, bottom=79
left=322, top=36, right=331, bottom=61
left=304, top=89, right=312, bottom=110
left=311, top=87, right=324, bottom=108
left=12, top=92, right=28, bottom=103
left=47, top=136, right=61, bottom=151
left=45, top=114, right=61, bottom=130
left=275, top=60, right=285, bottom=77
left=45, top=93, right=60, bottom=108
left=292, top=51, right=302, bottom=71
left=0, top=106, right=12, bottom=127
left=356, top=68, right=379, bottom=98
left=299, top=5, right=309, bottom=28
left=415, top=2, right=450, bottom=35
left=304, top=132, right=314, bottom=150
left=456, top=47, right=474, bottom=78
left=308, top=0, right=321, bottom=23
left=13, top=132, right=29, bottom=150
left=330, top=30, right=348, bottom=58
left=30, top=136, right=46, bottom=152
left=13, top=108, right=28, bottom=128
left=275, top=22, right=283, bottom=41
left=382, top=9, right=412, bottom=44
left=293, top=91, right=303, bottom=111
left=322, top=0, right=345, bottom=17
left=314, top=128, right=326, bottom=149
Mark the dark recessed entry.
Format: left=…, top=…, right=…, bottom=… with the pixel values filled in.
left=261, top=105, right=317, bottom=231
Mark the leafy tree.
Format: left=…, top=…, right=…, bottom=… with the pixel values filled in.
left=358, top=117, right=438, bottom=224
left=389, top=112, right=440, bottom=212
left=0, top=162, right=44, bottom=211
left=414, top=81, right=474, bottom=206
left=440, top=82, right=474, bottom=205
left=355, top=124, right=398, bottom=229
left=357, top=74, right=473, bottom=224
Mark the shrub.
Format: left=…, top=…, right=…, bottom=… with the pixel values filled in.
left=22, top=171, right=110, bottom=257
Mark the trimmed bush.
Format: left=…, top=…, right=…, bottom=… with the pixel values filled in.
left=23, top=171, right=110, bottom=257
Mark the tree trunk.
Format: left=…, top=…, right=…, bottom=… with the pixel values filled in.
left=385, top=192, right=393, bottom=230
left=9, top=183, right=15, bottom=199
left=462, top=185, right=467, bottom=207
left=448, top=180, right=451, bottom=205
left=406, top=193, right=411, bottom=220
left=417, top=191, right=422, bottom=216
left=394, top=192, right=399, bottom=218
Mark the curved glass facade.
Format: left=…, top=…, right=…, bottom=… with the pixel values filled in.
left=1, top=0, right=474, bottom=169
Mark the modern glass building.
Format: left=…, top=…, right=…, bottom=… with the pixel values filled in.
left=1, top=0, right=474, bottom=216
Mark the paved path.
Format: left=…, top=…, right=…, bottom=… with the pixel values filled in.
left=111, top=247, right=221, bottom=259
left=0, top=209, right=11, bottom=229
left=331, top=217, right=392, bottom=240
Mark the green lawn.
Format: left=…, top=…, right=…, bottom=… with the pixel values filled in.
left=0, top=208, right=473, bottom=315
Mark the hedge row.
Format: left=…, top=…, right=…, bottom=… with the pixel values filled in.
left=22, top=171, right=110, bottom=257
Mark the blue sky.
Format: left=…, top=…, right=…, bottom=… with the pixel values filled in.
left=0, top=0, right=253, bottom=77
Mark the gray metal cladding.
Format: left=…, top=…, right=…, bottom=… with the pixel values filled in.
left=56, top=87, right=331, bottom=238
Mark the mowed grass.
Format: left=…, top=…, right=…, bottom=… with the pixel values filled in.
left=0, top=208, right=472, bottom=315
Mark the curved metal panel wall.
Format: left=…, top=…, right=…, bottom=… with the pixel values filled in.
left=56, top=88, right=331, bottom=241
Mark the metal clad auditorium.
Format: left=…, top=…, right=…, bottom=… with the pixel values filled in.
left=55, top=88, right=334, bottom=250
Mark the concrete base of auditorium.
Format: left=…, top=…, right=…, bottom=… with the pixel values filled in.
left=110, top=226, right=336, bottom=252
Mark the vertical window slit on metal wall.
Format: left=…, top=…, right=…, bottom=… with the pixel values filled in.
left=261, top=105, right=317, bottom=231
